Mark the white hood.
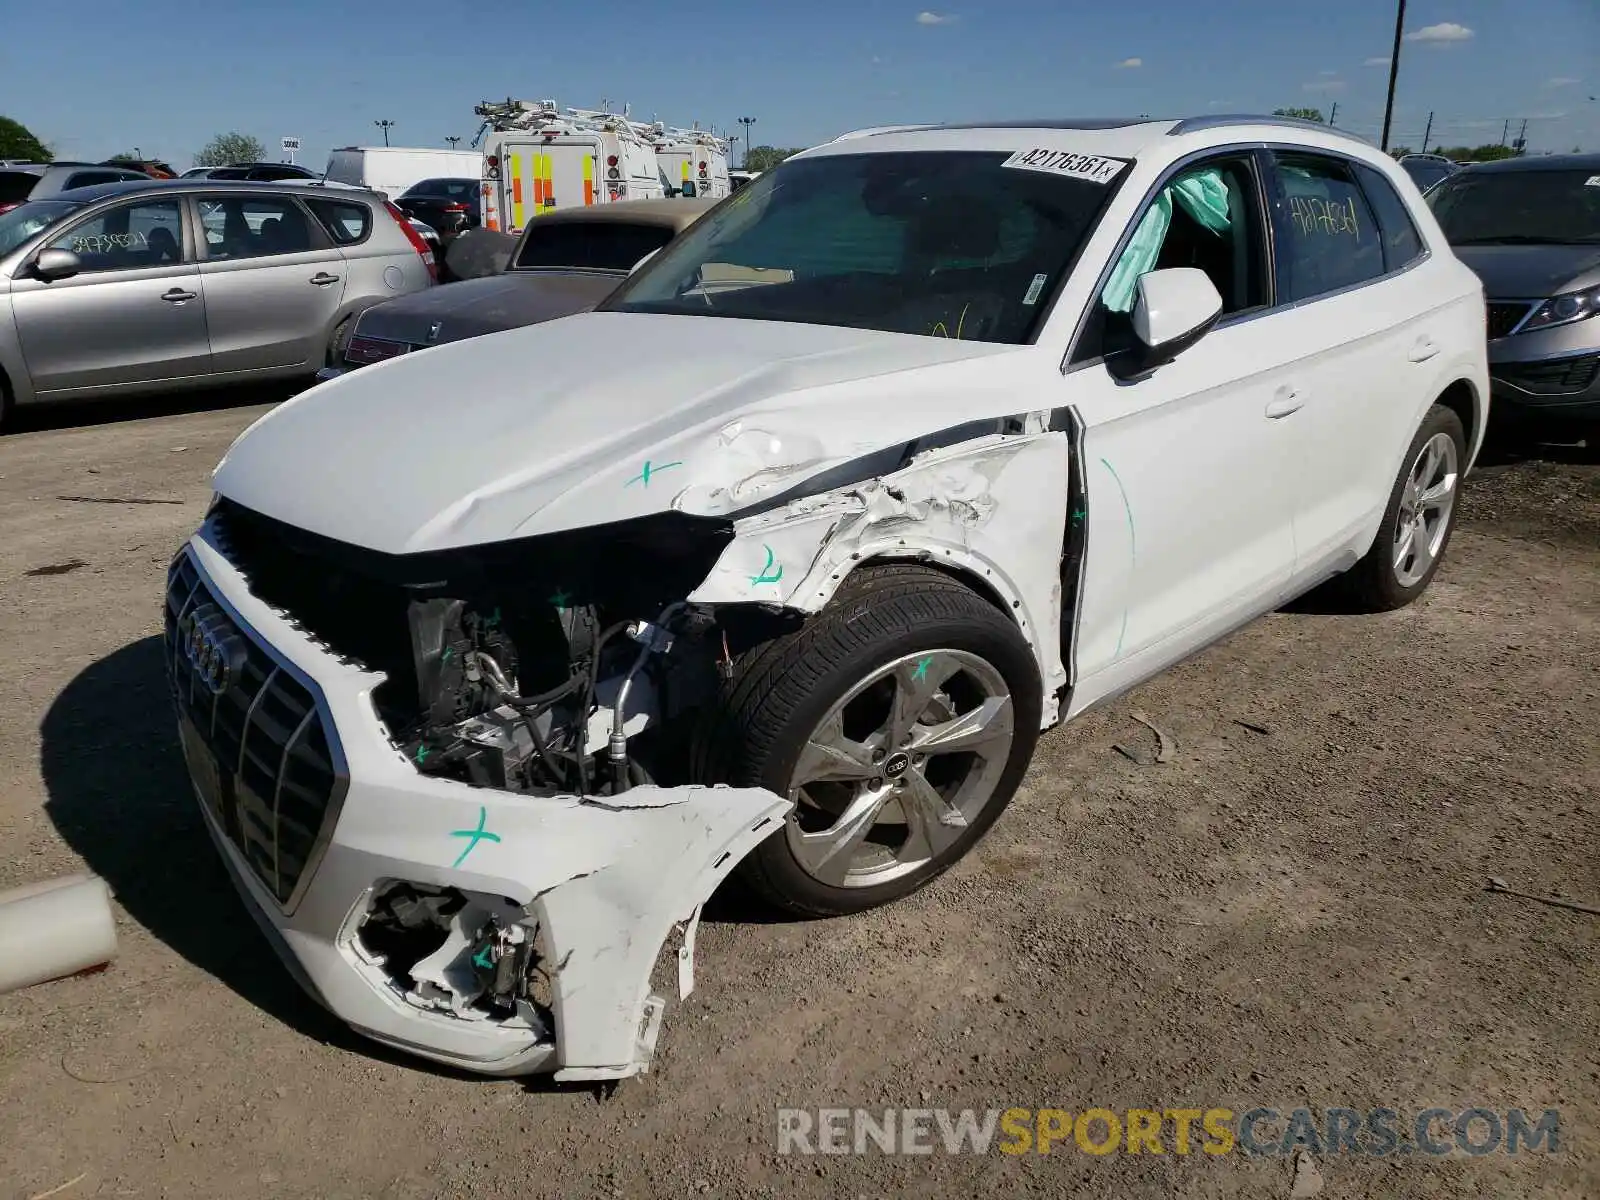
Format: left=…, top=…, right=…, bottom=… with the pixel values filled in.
left=212, top=311, right=1031, bottom=552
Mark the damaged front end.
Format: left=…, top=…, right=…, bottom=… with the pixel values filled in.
left=169, top=501, right=796, bottom=1080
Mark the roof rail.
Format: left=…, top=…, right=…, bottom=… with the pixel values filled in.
left=831, top=124, right=938, bottom=142
left=1166, top=113, right=1376, bottom=146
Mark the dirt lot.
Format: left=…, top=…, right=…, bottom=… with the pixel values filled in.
left=0, top=393, right=1596, bottom=1200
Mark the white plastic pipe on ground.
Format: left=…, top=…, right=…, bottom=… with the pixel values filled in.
left=0, top=873, right=118, bottom=994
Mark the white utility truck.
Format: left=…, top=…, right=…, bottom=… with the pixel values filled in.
left=323, top=147, right=483, bottom=200
left=472, top=100, right=666, bottom=235
left=634, top=122, right=733, bottom=200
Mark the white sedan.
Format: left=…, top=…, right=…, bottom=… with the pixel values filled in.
left=168, top=114, right=1488, bottom=1082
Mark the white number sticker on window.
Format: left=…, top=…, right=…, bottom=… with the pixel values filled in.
left=1001, top=148, right=1125, bottom=184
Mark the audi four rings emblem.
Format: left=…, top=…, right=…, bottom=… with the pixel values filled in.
left=179, top=603, right=245, bottom=696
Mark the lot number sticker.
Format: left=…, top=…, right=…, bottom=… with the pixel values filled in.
left=1002, top=148, right=1125, bottom=184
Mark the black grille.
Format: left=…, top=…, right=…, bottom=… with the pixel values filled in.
left=1496, top=354, right=1600, bottom=396
left=1486, top=302, right=1534, bottom=340
left=165, top=551, right=343, bottom=907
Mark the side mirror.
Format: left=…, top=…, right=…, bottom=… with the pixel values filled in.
left=1108, top=267, right=1224, bottom=382
left=32, top=248, right=82, bottom=282
left=630, top=249, right=659, bottom=274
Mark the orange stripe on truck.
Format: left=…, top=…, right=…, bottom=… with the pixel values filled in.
left=582, top=154, right=594, bottom=204
left=510, top=154, right=525, bottom=228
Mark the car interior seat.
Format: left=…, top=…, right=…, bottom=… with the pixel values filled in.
left=145, top=226, right=179, bottom=265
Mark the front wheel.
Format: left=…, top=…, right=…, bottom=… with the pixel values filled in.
left=1339, top=403, right=1466, bottom=612
left=696, top=564, right=1042, bottom=917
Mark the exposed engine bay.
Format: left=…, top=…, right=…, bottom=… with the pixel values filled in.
left=398, top=594, right=712, bottom=797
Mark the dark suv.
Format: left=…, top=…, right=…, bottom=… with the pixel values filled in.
left=1428, top=153, right=1600, bottom=430
left=0, top=162, right=152, bottom=215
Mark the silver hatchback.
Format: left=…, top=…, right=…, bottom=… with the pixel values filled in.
left=0, top=178, right=435, bottom=425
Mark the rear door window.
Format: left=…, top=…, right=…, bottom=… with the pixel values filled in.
left=1266, top=153, right=1386, bottom=303
left=515, top=221, right=676, bottom=270
left=306, top=198, right=372, bottom=245
left=197, top=195, right=322, bottom=260
left=1352, top=164, right=1426, bottom=272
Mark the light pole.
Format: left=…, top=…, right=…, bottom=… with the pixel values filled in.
left=1379, top=0, right=1407, bottom=152
left=374, top=119, right=395, bottom=147
left=738, top=116, right=757, bottom=169
left=445, top=136, right=461, bottom=149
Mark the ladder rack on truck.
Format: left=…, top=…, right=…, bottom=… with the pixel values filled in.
left=471, top=99, right=666, bottom=233
left=627, top=121, right=733, bottom=199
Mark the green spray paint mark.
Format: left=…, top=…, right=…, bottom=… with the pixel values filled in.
left=483, top=607, right=502, bottom=628
left=1071, top=506, right=1086, bottom=526
left=472, top=944, right=495, bottom=970
left=415, top=744, right=430, bottom=764
left=548, top=587, right=572, bottom=609
left=625, top=459, right=683, bottom=488
left=450, top=805, right=502, bottom=868
left=912, top=655, right=933, bottom=682
left=440, top=647, right=453, bottom=663
left=1099, top=457, right=1136, bottom=658
left=748, top=544, right=784, bottom=586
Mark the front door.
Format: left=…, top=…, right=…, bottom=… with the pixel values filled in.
left=10, top=196, right=209, bottom=395
left=1064, top=153, right=1301, bottom=714
left=194, top=192, right=349, bottom=373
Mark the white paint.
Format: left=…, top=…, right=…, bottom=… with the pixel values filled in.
left=1131, top=268, right=1222, bottom=349
left=193, top=116, right=1493, bottom=1081
left=687, top=432, right=1072, bottom=726
left=1000, top=148, right=1125, bottom=184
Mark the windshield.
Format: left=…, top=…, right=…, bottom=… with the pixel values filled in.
left=602, top=149, right=1127, bottom=343
left=515, top=221, right=677, bottom=271
left=0, top=200, right=79, bottom=256
left=1427, top=169, right=1600, bottom=245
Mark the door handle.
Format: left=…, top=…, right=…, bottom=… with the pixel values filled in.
left=1408, top=336, right=1439, bottom=363
left=1265, top=386, right=1305, bottom=419
left=161, top=288, right=198, bottom=303
left=309, top=272, right=341, bottom=286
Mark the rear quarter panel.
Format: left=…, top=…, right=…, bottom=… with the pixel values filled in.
left=334, top=218, right=432, bottom=335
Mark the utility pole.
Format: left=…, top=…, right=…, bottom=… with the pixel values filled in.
left=1514, top=118, right=1528, bottom=155
left=1501, top=118, right=1510, bottom=146
left=1327, top=102, right=1338, bottom=127
left=445, top=136, right=461, bottom=149
left=374, top=119, right=395, bottom=147
left=1421, top=111, right=1433, bottom=154
left=1379, top=0, right=1407, bottom=152
left=738, top=116, right=757, bottom=168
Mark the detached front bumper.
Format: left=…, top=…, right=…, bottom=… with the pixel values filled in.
left=164, top=528, right=789, bottom=1080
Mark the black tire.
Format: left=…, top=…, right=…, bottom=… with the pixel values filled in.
left=694, top=564, right=1042, bottom=917
left=1337, top=403, right=1467, bottom=612
left=326, top=316, right=355, bottom=368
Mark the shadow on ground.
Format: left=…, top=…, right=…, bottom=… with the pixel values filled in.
left=40, top=636, right=355, bottom=1051
left=5, top=381, right=301, bottom=436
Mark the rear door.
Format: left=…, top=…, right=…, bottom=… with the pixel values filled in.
left=194, top=191, right=349, bottom=372
left=9, top=196, right=209, bottom=394
left=1259, top=150, right=1439, bottom=581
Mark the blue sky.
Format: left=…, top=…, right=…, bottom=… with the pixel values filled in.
left=7, top=0, right=1597, bottom=169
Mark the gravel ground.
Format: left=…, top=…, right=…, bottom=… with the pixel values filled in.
left=0, top=392, right=1595, bottom=1200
